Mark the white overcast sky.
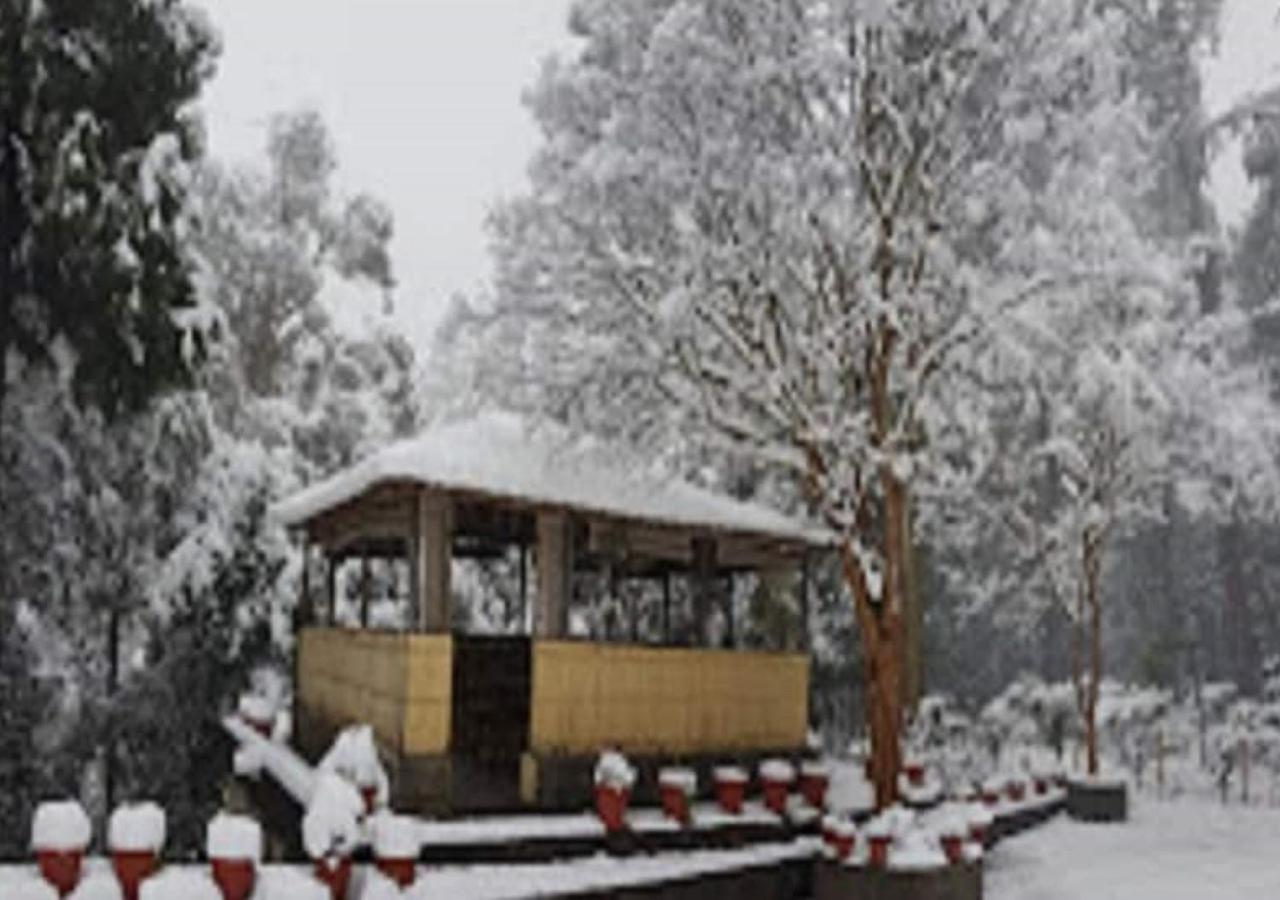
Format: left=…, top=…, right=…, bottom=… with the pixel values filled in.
left=197, top=0, right=1280, bottom=354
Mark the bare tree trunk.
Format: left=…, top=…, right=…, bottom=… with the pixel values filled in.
left=1084, top=529, right=1103, bottom=777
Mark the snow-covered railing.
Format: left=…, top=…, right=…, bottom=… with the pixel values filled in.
left=223, top=716, right=317, bottom=807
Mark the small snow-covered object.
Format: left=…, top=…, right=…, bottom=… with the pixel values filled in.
left=138, top=870, right=221, bottom=900
left=237, top=693, right=276, bottom=734
left=658, top=767, right=697, bottom=795
left=205, top=813, right=262, bottom=862
left=32, top=800, right=92, bottom=851
left=67, top=873, right=123, bottom=900
left=9, top=878, right=58, bottom=900
left=233, top=745, right=263, bottom=779
left=863, top=814, right=894, bottom=840
left=712, top=765, right=748, bottom=783
left=108, top=803, right=166, bottom=853
left=891, top=828, right=948, bottom=872
left=371, top=812, right=421, bottom=859
left=318, top=725, right=389, bottom=808
left=758, top=758, right=796, bottom=783
left=593, top=750, right=636, bottom=789
left=801, top=760, right=831, bottom=778
left=302, top=772, right=364, bottom=860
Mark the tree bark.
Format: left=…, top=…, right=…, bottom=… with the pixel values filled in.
left=1083, top=529, right=1103, bottom=777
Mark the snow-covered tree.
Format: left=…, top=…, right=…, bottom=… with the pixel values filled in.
left=484, top=0, right=1170, bottom=806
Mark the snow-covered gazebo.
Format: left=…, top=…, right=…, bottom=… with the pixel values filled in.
left=273, top=413, right=829, bottom=815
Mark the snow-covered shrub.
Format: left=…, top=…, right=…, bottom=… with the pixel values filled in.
left=658, top=767, right=697, bottom=796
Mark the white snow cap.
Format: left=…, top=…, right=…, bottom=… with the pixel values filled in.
left=302, top=772, right=364, bottom=860
left=9, top=878, right=58, bottom=900
left=713, top=765, right=748, bottom=783
left=237, top=692, right=276, bottom=724
left=67, top=874, right=123, bottom=900
left=891, top=828, right=948, bottom=872
left=965, top=803, right=994, bottom=828
left=658, top=767, right=697, bottom=794
left=318, top=725, right=389, bottom=806
left=138, top=870, right=221, bottom=900
left=800, top=760, right=830, bottom=778
left=205, top=813, right=262, bottom=862
left=593, top=751, right=636, bottom=789
left=233, top=746, right=264, bottom=779
left=822, top=815, right=856, bottom=838
left=108, top=802, right=166, bottom=853
left=32, top=800, right=92, bottom=851
left=371, top=812, right=421, bottom=859
left=759, top=759, right=796, bottom=783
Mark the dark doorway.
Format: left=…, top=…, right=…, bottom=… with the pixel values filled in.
left=450, top=635, right=532, bottom=812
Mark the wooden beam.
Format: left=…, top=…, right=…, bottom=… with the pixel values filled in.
left=413, top=489, right=453, bottom=633
left=535, top=510, right=574, bottom=638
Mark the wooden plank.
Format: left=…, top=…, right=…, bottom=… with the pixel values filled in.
left=414, top=490, right=453, bottom=633
left=535, top=511, right=573, bottom=639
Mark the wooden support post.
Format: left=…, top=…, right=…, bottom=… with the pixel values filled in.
left=412, top=490, right=453, bottom=633
left=535, top=510, right=574, bottom=638
left=325, top=554, right=337, bottom=625
left=799, top=552, right=812, bottom=653
left=662, top=571, right=672, bottom=645
left=360, top=555, right=372, bottom=628
left=691, top=536, right=717, bottom=647
left=299, top=537, right=313, bottom=627
left=518, top=540, right=528, bottom=634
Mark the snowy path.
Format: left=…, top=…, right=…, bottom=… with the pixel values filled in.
left=988, top=797, right=1280, bottom=899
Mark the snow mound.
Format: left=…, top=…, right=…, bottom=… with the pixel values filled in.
left=303, top=772, right=364, bottom=859
left=361, top=868, right=404, bottom=900
left=206, top=813, right=262, bottom=862
left=138, top=870, right=221, bottom=900
left=32, top=800, right=91, bottom=851
left=372, top=812, right=421, bottom=859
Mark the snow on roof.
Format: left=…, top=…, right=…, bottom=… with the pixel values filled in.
left=272, top=412, right=829, bottom=547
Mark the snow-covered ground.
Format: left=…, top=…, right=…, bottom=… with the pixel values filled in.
left=989, top=796, right=1280, bottom=899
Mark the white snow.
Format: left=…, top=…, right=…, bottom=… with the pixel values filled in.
left=108, top=803, right=166, bottom=853
left=758, top=759, right=796, bottom=783
left=32, top=800, right=92, bottom=851
left=658, top=767, right=697, bottom=794
left=302, top=773, right=364, bottom=860
left=371, top=813, right=421, bottom=860
left=318, top=725, right=388, bottom=801
left=988, top=796, right=1280, bottom=899
left=137, top=870, right=221, bottom=900
left=205, top=813, right=262, bottom=862
left=237, top=693, right=276, bottom=726
left=270, top=413, right=829, bottom=547
left=253, top=868, right=329, bottom=900
left=223, top=716, right=317, bottom=806
left=67, top=873, right=123, bottom=900
left=712, top=766, right=748, bottom=784
left=7, top=878, right=58, bottom=900
left=593, top=751, right=636, bottom=790
left=359, top=868, right=404, bottom=900
left=800, top=760, right=830, bottom=778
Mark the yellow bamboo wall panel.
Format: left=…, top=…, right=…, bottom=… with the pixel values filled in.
left=529, top=641, right=809, bottom=755
left=296, top=628, right=453, bottom=757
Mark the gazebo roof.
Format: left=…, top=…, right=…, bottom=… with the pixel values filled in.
left=272, top=412, right=829, bottom=549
